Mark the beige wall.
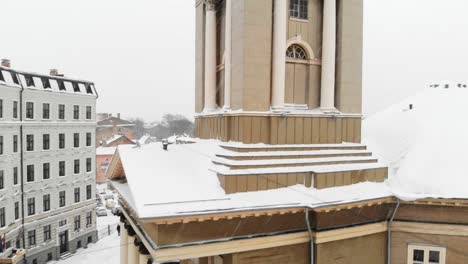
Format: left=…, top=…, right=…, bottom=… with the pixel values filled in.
left=223, top=243, right=309, bottom=264
left=335, top=0, right=363, bottom=114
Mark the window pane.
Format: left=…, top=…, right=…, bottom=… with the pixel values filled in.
left=429, top=251, right=440, bottom=263
left=413, top=249, right=424, bottom=261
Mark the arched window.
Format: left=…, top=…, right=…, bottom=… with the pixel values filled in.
left=286, top=44, right=307, bottom=60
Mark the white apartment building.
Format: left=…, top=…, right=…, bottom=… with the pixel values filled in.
left=0, top=59, right=97, bottom=264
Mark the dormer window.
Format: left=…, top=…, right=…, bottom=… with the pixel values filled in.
left=25, top=75, right=35, bottom=87
left=85, top=83, right=93, bottom=94
left=290, top=0, right=308, bottom=20
left=42, top=78, right=51, bottom=89
left=10, top=72, right=19, bottom=85
left=0, top=71, right=4, bottom=82
left=73, top=82, right=80, bottom=92
left=58, top=80, right=66, bottom=91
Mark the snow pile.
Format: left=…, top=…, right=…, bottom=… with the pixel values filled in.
left=363, top=82, right=468, bottom=199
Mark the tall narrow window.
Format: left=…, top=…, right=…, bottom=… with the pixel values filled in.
left=42, top=103, right=50, bottom=119
left=74, top=133, right=79, bottom=148
left=58, top=104, right=65, bottom=120
left=0, top=136, right=3, bottom=155
left=13, top=101, right=18, bottom=118
left=13, top=135, right=18, bottom=153
left=59, top=161, right=66, bottom=177
left=26, top=135, right=34, bottom=151
left=43, top=225, right=51, bottom=241
left=27, top=230, right=36, bottom=247
left=86, top=185, right=92, bottom=200
left=14, top=202, right=19, bottom=220
left=289, top=0, right=308, bottom=20
left=86, top=133, right=92, bottom=147
left=13, top=167, right=18, bottom=185
left=42, top=134, right=50, bottom=150
left=59, top=133, right=65, bottom=149
left=86, top=158, right=92, bottom=172
left=27, top=165, right=35, bottom=182
left=26, top=102, right=34, bottom=119
left=86, top=106, right=92, bottom=120
left=74, top=159, right=80, bottom=174
left=59, top=191, right=66, bottom=207
left=0, top=208, right=5, bottom=228
left=27, top=198, right=35, bottom=216
left=74, top=187, right=80, bottom=203
left=73, top=105, right=79, bottom=120
left=43, top=163, right=50, bottom=179
left=0, top=171, right=3, bottom=189
left=86, top=212, right=92, bottom=226
left=74, top=215, right=81, bottom=231
left=0, top=99, right=3, bottom=118
left=43, top=194, right=50, bottom=212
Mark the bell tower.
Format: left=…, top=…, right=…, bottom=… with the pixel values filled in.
left=194, top=0, right=364, bottom=144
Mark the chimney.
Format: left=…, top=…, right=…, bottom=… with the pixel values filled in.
left=117, top=113, right=121, bottom=119
left=49, top=69, right=64, bottom=77
left=409, top=104, right=413, bottom=110
left=1, top=59, right=11, bottom=68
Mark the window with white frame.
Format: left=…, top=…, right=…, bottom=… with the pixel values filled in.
left=286, top=44, right=307, bottom=60
left=408, top=244, right=446, bottom=264
left=289, top=0, right=308, bottom=20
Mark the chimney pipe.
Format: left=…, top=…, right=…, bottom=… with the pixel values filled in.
left=49, top=69, right=64, bottom=77
left=1, top=59, right=11, bottom=68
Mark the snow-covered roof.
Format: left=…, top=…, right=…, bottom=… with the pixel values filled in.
left=109, top=140, right=392, bottom=219
left=96, top=146, right=117, bottom=156
left=106, top=135, right=125, bottom=145
left=363, top=82, right=468, bottom=200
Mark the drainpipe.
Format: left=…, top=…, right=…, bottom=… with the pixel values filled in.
left=387, top=199, right=400, bottom=264
left=16, top=71, right=27, bottom=261
left=305, top=208, right=314, bottom=264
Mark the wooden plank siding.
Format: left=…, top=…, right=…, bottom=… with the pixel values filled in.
left=195, top=115, right=362, bottom=144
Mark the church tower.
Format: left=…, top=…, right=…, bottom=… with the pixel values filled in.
left=195, top=0, right=364, bottom=144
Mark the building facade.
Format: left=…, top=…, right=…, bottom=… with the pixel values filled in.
left=96, top=115, right=137, bottom=146
left=0, top=60, right=98, bottom=263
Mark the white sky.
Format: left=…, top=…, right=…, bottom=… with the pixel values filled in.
left=1, top=0, right=467, bottom=121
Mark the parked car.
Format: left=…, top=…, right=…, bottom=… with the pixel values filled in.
left=105, top=198, right=116, bottom=209
left=96, top=207, right=108, bottom=217
left=111, top=206, right=121, bottom=216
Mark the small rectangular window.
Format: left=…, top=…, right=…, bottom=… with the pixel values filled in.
left=14, top=202, right=19, bottom=220
left=13, top=135, right=18, bottom=153
left=26, top=134, right=34, bottom=151
left=74, top=159, right=80, bottom=174
left=26, top=102, right=34, bottom=119
left=13, top=167, right=18, bottom=185
left=43, top=225, right=51, bottom=241
left=43, top=163, right=50, bottom=179
left=86, top=133, right=92, bottom=147
left=27, top=198, right=35, bottom=216
left=86, top=106, right=92, bottom=120
left=73, top=105, right=79, bottom=120
left=59, top=219, right=67, bottom=227
left=58, top=104, right=65, bottom=120
left=74, top=187, right=80, bottom=203
left=59, top=161, right=65, bottom=177
left=59, top=191, right=66, bottom=207
left=407, top=245, right=446, bottom=264
left=0, top=208, right=5, bottom=228
left=27, top=165, right=35, bottom=182
left=59, top=133, right=65, bottom=149
left=41, top=78, right=51, bottom=89
left=42, top=103, right=50, bottom=119
left=0, top=136, right=3, bottom=155
left=289, top=0, right=308, bottom=20
left=0, top=99, right=3, bottom=118
left=42, top=134, right=50, bottom=150
left=43, top=194, right=50, bottom=212
left=86, top=158, right=92, bottom=172
left=13, top=101, right=18, bottom=118
left=0, top=171, right=3, bottom=190
left=74, top=133, right=80, bottom=148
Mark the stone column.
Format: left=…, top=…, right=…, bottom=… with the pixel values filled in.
left=223, top=0, right=232, bottom=109
left=127, top=236, right=139, bottom=264
left=320, top=0, right=337, bottom=111
left=204, top=0, right=217, bottom=111
left=120, top=222, right=128, bottom=264
left=271, top=0, right=287, bottom=109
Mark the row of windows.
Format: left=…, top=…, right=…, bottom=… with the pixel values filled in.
left=0, top=99, right=92, bottom=120
left=24, top=158, right=94, bottom=182
left=0, top=132, right=93, bottom=155
left=0, top=70, right=94, bottom=95
left=23, top=212, right=93, bottom=248
left=0, top=187, right=92, bottom=229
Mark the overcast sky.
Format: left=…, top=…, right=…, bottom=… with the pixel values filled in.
left=1, top=0, right=467, bottom=121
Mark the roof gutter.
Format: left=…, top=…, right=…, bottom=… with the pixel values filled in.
left=387, top=198, right=400, bottom=264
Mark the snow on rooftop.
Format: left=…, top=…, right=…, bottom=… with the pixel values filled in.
left=363, top=83, right=468, bottom=200
left=96, top=146, right=117, bottom=156
left=106, top=135, right=124, bottom=145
